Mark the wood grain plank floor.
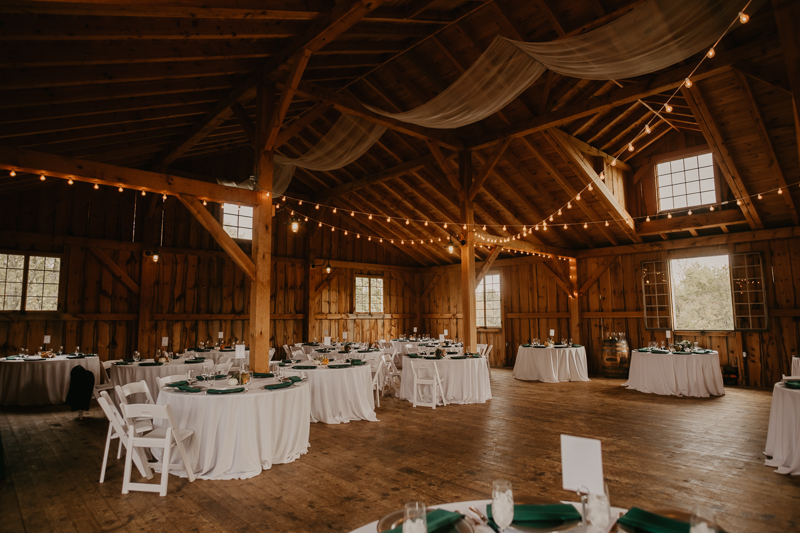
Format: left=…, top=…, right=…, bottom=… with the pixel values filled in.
left=1, top=370, right=798, bottom=532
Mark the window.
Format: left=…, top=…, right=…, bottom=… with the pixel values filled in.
left=669, top=255, right=733, bottom=331
left=730, top=252, right=767, bottom=330
left=476, top=274, right=501, bottom=328
left=656, top=152, right=715, bottom=212
left=0, top=253, right=61, bottom=312
left=642, top=260, right=671, bottom=330
left=222, top=203, right=253, bottom=240
left=355, top=276, right=383, bottom=313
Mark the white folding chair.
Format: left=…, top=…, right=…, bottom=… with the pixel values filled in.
left=157, top=374, right=189, bottom=387
left=282, top=345, right=293, bottom=359
left=115, top=381, right=155, bottom=434
left=214, top=361, right=233, bottom=374
left=409, top=359, right=446, bottom=409
left=381, top=353, right=402, bottom=394
left=97, top=391, right=153, bottom=483
left=268, top=347, right=275, bottom=361
left=121, top=403, right=195, bottom=496
left=371, top=364, right=383, bottom=408
left=93, top=360, right=115, bottom=400
left=291, top=348, right=305, bottom=360
left=483, top=345, right=493, bottom=378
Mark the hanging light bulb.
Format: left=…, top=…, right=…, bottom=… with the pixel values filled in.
left=543, top=222, right=548, bottom=230
left=291, top=219, right=299, bottom=233
left=667, top=213, right=672, bottom=219
left=368, top=236, right=372, bottom=241
left=707, top=48, right=716, bottom=58
left=645, top=124, right=652, bottom=134
left=605, top=220, right=609, bottom=227
left=535, top=224, right=539, bottom=231
left=387, top=217, right=391, bottom=223
left=557, top=209, right=562, bottom=216
left=611, top=159, right=617, bottom=167
left=118, top=186, right=123, bottom=192
left=315, top=204, right=320, bottom=210
left=463, top=224, right=467, bottom=230
left=688, top=209, right=693, bottom=215
left=710, top=205, right=715, bottom=211
left=94, top=183, right=99, bottom=190
left=380, top=238, right=383, bottom=243
left=736, top=199, right=742, bottom=205
left=333, top=208, right=337, bottom=213
left=684, top=77, right=692, bottom=88
left=567, top=202, right=572, bottom=209
left=628, top=143, right=634, bottom=152
left=588, top=183, right=593, bottom=191
left=583, top=222, right=588, bottom=229
left=665, top=104, right=673, bottom=113
left=563, top=224, right=567, bottom=230
left=318, top=222, right=322, bottom=227
left=424, top=221, right=428, bottom=226
left=576, top=193, right=581, bottom=201
left=503, top=225, right=507, bottom=231
left=739, top=11, right=749, bottom=23
left=39, top=174, right=46, bottom=181
left=407, top=219, right=411, bottom=225
left=646, top=215, right=650, bottom=222
left=549, top=215, right=554, bottom=222
left=326, top=264, right=331, bottom=274
left=203, top=200, right=207, bottom=206
left=368, top=214, right=372, bottom=220
left=9, top=170, right=15, bottom=177
left=140, top=189, right=144, bottom=195
left=351, top=211, right=355, bottom=216
left=298, top=200, right=303, bottom=205
left=162, top=194, right=167, bottom=200
left=444, top=223, right=448, bottom=229
left=345, top=230, right=348, bottom=235
left=599, top=171, right=605, bottom=181
left=778, top=188, right=783, bottom=195
left=758, top=193, right=763, bottom=200
left=304, top=217, right=308, bottom=222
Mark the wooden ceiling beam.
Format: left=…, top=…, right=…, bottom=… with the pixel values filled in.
left=681, top=84, right=762, bottom=230
left=544, top=128, right=640, bottom=243
left=0, top=145, right=258, bottom=205
left=475, top=245, right=502, bottom=286
left=467, top=137, right=511, bottom=201
left=472, top=229, right=571, bottom=258
left=230, top=103, right=256, bottom=145
left=275, top=103, right=332, bottom=148
left=386, top=177, right=460, bottom=227
left=264, top=49, right=312, bottom=151
left=636, top=209, right=747, bottom=236
left=0, top=1, right=326, bottom=19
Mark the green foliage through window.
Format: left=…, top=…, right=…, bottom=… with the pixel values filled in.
left=669, top=255, right=733, bottom=331
left=355, top=276, right=383, bottom=313
left=476, top=274, right=501, bottom=328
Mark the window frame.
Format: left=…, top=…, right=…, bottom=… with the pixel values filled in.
left=220, top=202, right=254, bottom=242
left=653, top=149, right=720, bottom=214
left=729, top=251, right=768, bottom=331
left=0, top=250, right=63, bottom=313
left=642, top=260, right=672, bottom=330
left=354, top=275, right=384, bottom=315
left=476, top=272, right=502, bottom=330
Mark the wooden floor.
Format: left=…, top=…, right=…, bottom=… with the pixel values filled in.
left=1, top=370, right=798, bottom=533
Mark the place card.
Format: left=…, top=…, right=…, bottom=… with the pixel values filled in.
left=550, top=329, right=555, bottom=336
left=561, top=434, right=604, bottom=495
left=343, top=332, right=348, bottom=339
left=43, top=335, right=51, bottom=344
left=444, top=329, right=448, bottom=336
left=162, top=337, right=169, bottom=347
left=439, top=334, right=445, bottom=342
left=234, top=344, right=246, bottom=359
left=219, top=331, right=224, bottom=339
left=324, top=336, right=331, bottom=345
left=413, top=327, right=417, bottom=332
left=666, top=331, right=671, bottom=339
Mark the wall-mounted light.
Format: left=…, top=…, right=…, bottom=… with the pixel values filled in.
left=144, top=248, right=160, bottom=263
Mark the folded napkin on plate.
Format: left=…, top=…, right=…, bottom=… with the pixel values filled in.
left=292, top=365, right=317, bottom=370
left=114, top=361, right=133, bottom=365
left=348, top=359, right=365, bottom=365
left=175, top=384, right=204, bottom=393
left=407, top=353, right=421, bottom=358
left=554, top=344, right=568, bottom=348
left=449, top=355, right=468, bottom=359
left=184, top=359, right=206, bottom=364
left=138, top=362, right=163, bottom=366
left=616, top=507, right=690, bottom=533
left=446, top=351, right=459, bottom=354
left=286, top=375, right=302, bottom=383
left=25, top=357, right=48, bottom=361
left=263, top=381, right=293, bottom=390
left=693, top=349, right=712, bottom=354
left=488, top=503, right=581, bottom=529
left=166, top=380, right=188, bottom=387
left=328, top=364, right=351, bottom=369
left=571, top=344, right=582, bottom=348
left=4, top=356, right=22, bottom=360
left=651, top=349, right=670, bottom=354
left=784, top=380, right=800, bottom=390
left=522, top=344, right=532, bottom=347
left=637, top=348, right=651, bottom=352
left=387, top=509, right=464, bottom=533
left=303, top=343, right=320, bottom=346
left=534, top=345, right=547, bottom=348
left=66, top=355, right=86, bottom=359
left=357, top=349, right=374, bottom=353
left=423, top=355, right=443, bottom=360
left=196, top=374, right=227, bottom=381
left=206, top=387, right=244, bottom=394
left=252, top=372, right=274, bottom=378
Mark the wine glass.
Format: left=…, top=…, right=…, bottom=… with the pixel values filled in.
left=75, top=345, right=80, bottom=355
left=58, top=346, right=63, bottom=355
left=403, top=501, right=426, bottom=533
left=690, top=507, right=718, bottom=533
left=587, top=485, right=611, bottom=530
left=201, top=366, right=210, bottom=385
left=186, top=368, right=195, bottom=385
left=492, top=480, right=514, bottom=532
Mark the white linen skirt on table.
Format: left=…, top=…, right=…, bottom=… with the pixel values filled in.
left=792, top=357, right=800, bottom=377
left=397, top=357, right=492, bottom=405
left=283, top=365, right=378, bottom=424
left=624, top=351, right=724, bottom=398
left=0, top=357, right=102, bottom=406
left=512, top=346, right=590, bottom=383
left=764, top=382, right=800, bottom=475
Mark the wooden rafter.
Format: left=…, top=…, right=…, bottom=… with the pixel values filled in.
left=475, top=246, right=501, bottom=285
left=541, top=258, right=573, bottom=295
left=313, top=267, right=341, bottom=298
left=681, top=84, right=762, bottom=230
left=472, top=230, right=570, bottom=258
left=275, top=103, right=332, bottom=148
left=230, top=103, right=256, bottom=145
left=264, top=50, right=312, bottom=151
left=578, top=256, right=615, bottom=295
left=421, top=270, right=445, bottom=300
left=87, top=247, right=140, bottom=296
left=468, top=137, right=511, bottom=201
left=315, top=154, right=435, bottom=202
left=636, top=209, right=746, bottom=236
left=772, top=0, right=800, bottom=167
left=426, top=141, right=462, bottom=192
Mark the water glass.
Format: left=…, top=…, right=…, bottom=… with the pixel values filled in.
left=186, top=368, right=195, bottom=385
left=403, top=501, right=427, bottom=533
left=492, top=480, right=514, bottom=532
left=75, top=346, right=80, bottom=355
left=58, top=346, right=63, bottom=355
left=586, top=485, right=611, bottom=530
left=690, top=507, right=718, bottom=533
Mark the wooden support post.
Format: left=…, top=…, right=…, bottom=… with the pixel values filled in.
left=249, top=75, right=275, bottom=372
left=568, top=258, right=580, bottom=344
left=459, top=150, right=477, bottom=352
left=137, top=253, right=157, bottom=355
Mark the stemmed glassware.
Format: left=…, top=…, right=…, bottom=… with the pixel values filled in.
left=186, top=368, right=195, bottom=385
left=690, top=507, right=718, bottom=533
left=492, top=480, right=514, bottom=532
left=75, top=345, right=80, bottom=355
left=403, top=501, right=426, bottom=533
left=586, top=485, right=611, bottom=530
left=133, top=351, right=141, bottom=363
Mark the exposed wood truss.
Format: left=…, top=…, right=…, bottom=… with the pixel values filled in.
left=87, top=247, right=140, bottom=296
left=475, top=246, right=501, bottom=285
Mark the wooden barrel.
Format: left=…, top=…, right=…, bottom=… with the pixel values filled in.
left=601, top=340, right=629, bottom=379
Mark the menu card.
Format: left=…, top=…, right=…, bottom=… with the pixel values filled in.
left=561, top=434, right=604, bottom=495
left=234, top=344, right=246, bottom=359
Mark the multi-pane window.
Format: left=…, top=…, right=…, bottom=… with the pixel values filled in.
left=656, top=152, right=715, bottom=212
left=730, top=252, right=767, bottom=330
left=355, top=276, right=383, bottom=313
left=222, top=203, right=253, bottom=240
left=0, top=253, right=61, bottom=312
left=476, top=274, right=501, bottom=328
left=642, top=260, right=671, bottom=330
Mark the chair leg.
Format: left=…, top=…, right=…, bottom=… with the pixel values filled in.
left=159, top=432, right=171, bottom=496
left=174, top=435, right=196, bottom=482
left=438, top=380, right=447, bottom=407
left=121, top=429, right=135, bottom=495
left=117, top=438, right=123, bottom=459
left=100, top=424, right=113, bottom=483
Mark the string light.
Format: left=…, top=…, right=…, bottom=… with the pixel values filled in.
left=557, top=209, right=562, bottom=216
left=684, top=78, right=692, bottom=88
left=483, top=225, right=487, bottom=230
left=646, top=216, right=650, bottom=222
left=407, top=219, right=411, bottom=225
left=628, top=143, right=634, bottom=152
left=315, top=204, right=320, bottom=210
left=645, top=124, right=651, bottom=134
left=576, top=193, right=581, bottom=201
left=688, top=210, right=692, bottom=215
left=443, top=223, right=447, bottom=229
left=351, top=211, right=355, bottom=216
left=667, top=213, right=672, bottom=219
left=583, top=222, right=588, bottom=229
left=710, top=206, right=715, bottom=211
left=563, top=224, right=567, bottom=230
left=333, top=208, right=337, bottom=213
left=140, top=189, right=145, bottom=195
left=611, top=159, right=617, bottom=167
left=282, top=196, right=286, bottom=201
left=318, top=222, right=322, bottom=227
left=567, top=202, right=572, bottom=209
left=387, top=217, right=391, bottom=223
left=739, top=11, right=749, bottom=23
left=605, top=221, right=609, bottom=227
left=778, top=188, right=783, bottom=195
left=162, top=194, right=167, bottom=200
left=203, top=200, right=207, bottom=206
left=9, top=170, right=15, bottom=177
left=424, top=221, right=428, bottom=226
left=368, top=214, right=373, bottom=220
left=39, top=174, right=46, bottom=181
left=588, top=183, right=593, bottom=191
left=298, top=200, right=303, bottom=205
left=503, top=225, right=507, bottom=231
left=707, top=48, right=715, bottom=58
left=599, top=171, right=605, bottom=181
left=549, top=215, right=554, bottom=222
left=758, top=194, right=763, bottom=200
left=94, top=183, right=99, bottom=189
left=118, top=186, right=123, bottom=192
left=665, top=104, right=673, bottom=113
left=736, top=199, right=741, bottom=205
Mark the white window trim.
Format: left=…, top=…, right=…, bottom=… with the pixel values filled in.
left=354, top=275, right=384, bottom=314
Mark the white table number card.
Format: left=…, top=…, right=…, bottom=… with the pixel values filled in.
left=413, top=327, right=417, bottom=332
left=218, top=331, right=224, bottom=339
left=550, top=329, right=555, bottom=337
left=161, top=337, right=169, bottom=347
left=324, top=336, right=331, bottom=345
left=234, top=344, right=246, bottom=359
left=444, top=329, right=448, bottom=336
left=343, top=332, right=348, bottom=340
left=666, top=331, right=671, bottom=339
left=561, top=434, right=604, bottom=495
left=439, top=334, right=445, bottom=342
left=43, top=335, right=51, bottom=344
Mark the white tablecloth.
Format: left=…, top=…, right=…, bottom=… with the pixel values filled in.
left=111, top=360, right=217, bottom=402
left=348, top=499, right=623, bottom=533
left=190, top=349, right=247, bottom=364
left=0, top=356, right=101, bottom=406
left=398, top=356, right=492, bottom=405
left=792, top=357, right=800, bottom=376
left=624, top=351, right=724, bottom=398
left=765, top=382, right=800, bottom=475
left=512, top=346, right=590, bottom=383
left=282, top=364, right=378, bottom=424
left=155, top=379, right=311, bottom=480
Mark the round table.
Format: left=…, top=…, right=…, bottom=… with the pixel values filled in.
left=155, top=378, right=311, bottom=480
left=0, top=355, right=101, bottom=406
left=111, top=359, right=219, bottom=402
left=792, top=356, right=800, bottom=376
left=348, top=499, right=624, bottom=533
left=624, top=350, right=724, bottom=398
left=764, top=382, right=800, bottom=475
left=513, top=346, right=590, bottom=383
left=398, top=356, right=492, bottom=405
left=282, top=363, right=378, bottom=424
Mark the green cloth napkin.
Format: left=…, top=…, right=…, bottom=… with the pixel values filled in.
left=166, top=380, right=188, bottom=387
left=286, top=375, right=302, bottom=383
left=184, top=359, right=206, bottom=364
left=424, top=355, right=443, bottom=360
left=6, top=356, right=22, bottom=360
left=637, top=348, right=651, bottom=352
left=651, top=349, right=670, bottom=354
left=387, top=509, right=464, bottom=533
left=534, top=345, right=547, bottom=348
left=197, top=374, right=227, bottom=381
left=206, top=387, right=245, bottom=394
left=784, top=380, right=800, bottom=389
left=114, top=361, right=132, bottom=365
left=138, top=362, right=163, bottom=366
left=616, top=507, right=689, bottom=533
left=175, top=384, right=203, bottom=393
left=252, top=372, right=274, bottom=378
left=407, top=353, right=421, bottom=358
left=522, top=344, right=532, bottom=347
left=571, top=344, right=582, bottom=348
left=488, top=503, right=581, bottom=529
left=66, top=355, right=86, bottom=359
left=450, top=355, right=468, bottom=359
left=328, top=364, right=351, bottom=369
left=293, top=365, right=317, bottom=370
left=263, top=381, right=293, bottom=390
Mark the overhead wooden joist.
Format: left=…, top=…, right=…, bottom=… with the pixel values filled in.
left=636, top=209, right=747, bottom=236
left=0, top=145, right=258, bottom=206
left=315, top=153, right=435, bottom=202
left=472, top=230, right=571, bottom=258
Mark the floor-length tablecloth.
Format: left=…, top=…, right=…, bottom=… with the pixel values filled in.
left=348, top=499, right=623, bottom=533
left=398, top=356, right=492, bottom=405
left=282, top=364, right=378, bottom=424
left=0, top=356, right=101, bottom=406
left=764, top=382, right=800, bottom=475
left=155, top=379, right=310, bottom=480
left=111, top=359, right=217, bottom=402
left=624, top=351, right=724, bottom=398
left=512, top=346, right=590, bottom=383
left=792, top=357, right=800, bottom=376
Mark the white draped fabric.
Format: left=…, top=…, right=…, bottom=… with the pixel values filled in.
left=792, top=357, right=800, bottom=376
left=765, top=382, right=800, bottom=475
left=111, top=360, right=215, bottom=402
left=273, top=114, right=386, bottom=195
left=512, top=346, right=590, bottom=383
left=155, top=380, right=311, bottom=480
left=282, top=364, right=378, bottom=424
left=624, top=351, right=725, bottom=397
left=0, top=356, right=102, bottom=406
left=348, top=499, right=624, bottom=533
left=397, top=356, right=492, bottom=405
